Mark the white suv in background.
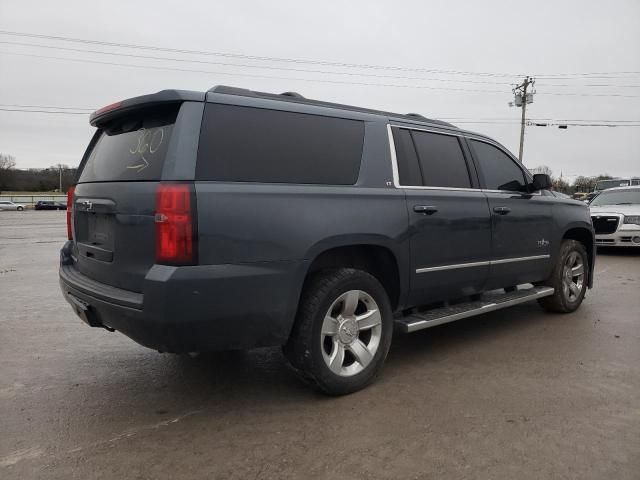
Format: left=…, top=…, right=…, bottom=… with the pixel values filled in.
left=0, top=201, right=25, bottom=211
left=589, top=186, right=640, bottom=247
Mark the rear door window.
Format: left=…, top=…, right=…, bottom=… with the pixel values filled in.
left=411, top=131, right=471, bottom=188
left=196, top=104, right=364, bottom=184
left=392, top=128, right=422, bottom=186
left=392, top=128, right=472, bottom=188
left=78, top=106, right=178, bottom=183
left=469, top=140, right=526, bottom=191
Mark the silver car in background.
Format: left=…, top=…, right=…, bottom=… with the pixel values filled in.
left=0, top=200, right=25, bottom=211
left=589, top=186, right=640, bottom=247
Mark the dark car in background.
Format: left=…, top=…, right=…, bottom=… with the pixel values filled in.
left=35, top=201, right=67, bottom=211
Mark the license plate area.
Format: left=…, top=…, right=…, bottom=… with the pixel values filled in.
left=76, top=212, right=115, bottom=262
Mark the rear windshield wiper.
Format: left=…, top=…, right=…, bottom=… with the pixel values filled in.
left=615, top=202, right=633, bottom=205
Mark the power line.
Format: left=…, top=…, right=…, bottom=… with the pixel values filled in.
left=0, top=30, right=524, bottom=78
left=2, top=30, right=638, bottom=80
left=0, top=103, right=92, bottom=111
left=536, top=82, right=640, bottom=88
left=0, top=51, right=508, bottom=94
left=2, top=108, right=639, bottom=126
left=6, top=40, right=638, bottom=89
left=4, top=104, right=638, bottom=123
left=3, top=50, right=640, bottom=99
left=0, top=108, right=88, bottom=114
left=0, top=40, right=515, bottom=86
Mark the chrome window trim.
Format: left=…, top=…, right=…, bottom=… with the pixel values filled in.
left=386, top=124, right=482, bottom=193
left=389, top=123, right=461, bottom=138
left=386, top=124, right=401, bottom=187
left=386, top=124, right=541, bottom=195
left=415, top=254, right=550, bottom=274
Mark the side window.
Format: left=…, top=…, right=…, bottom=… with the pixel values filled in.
left=411, top=131, right=471, bottom=188
left=392, top=128, right=472, bottom=188
left=392, top=128, right=422, bottom=186
left=469, top=140, right=526, bottom=191
left=196, top=104, right=364, bottom=184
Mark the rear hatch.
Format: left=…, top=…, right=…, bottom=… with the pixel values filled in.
left=70, top=94, right=202, bottom=292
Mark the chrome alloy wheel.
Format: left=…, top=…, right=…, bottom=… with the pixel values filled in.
left=320, top=290, right=382, bottom=377
left=562, top=251, right=585, bottom=302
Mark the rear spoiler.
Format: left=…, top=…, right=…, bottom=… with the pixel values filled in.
left=90, top=90, right=205, bottom=127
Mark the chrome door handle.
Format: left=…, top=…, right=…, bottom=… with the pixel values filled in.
left=414, top=205, right=438, bottom=215
left=493, top=206, right=511, bottom=215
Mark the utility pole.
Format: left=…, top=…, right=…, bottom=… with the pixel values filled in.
left=509, top=76, right=535, bottom=162
left=59, top=165, right=62, bottom=192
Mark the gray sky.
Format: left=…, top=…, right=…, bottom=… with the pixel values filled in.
left=1, top=0, right=639, bottom=181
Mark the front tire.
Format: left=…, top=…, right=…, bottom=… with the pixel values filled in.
left=285, top=268, right=393, bottom=395
left=17, top=206, right=24, bottom=211
left=537, top=239, right=589, bottom=313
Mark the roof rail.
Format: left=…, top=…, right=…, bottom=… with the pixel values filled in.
left=207, top=85, right=255, bottom=96
left=280, top=91, right=305, bottom=99
left=206, top=85, right=458, bottom=129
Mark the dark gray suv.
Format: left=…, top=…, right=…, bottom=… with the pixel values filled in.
left=60, top=86, right=595, bottom=395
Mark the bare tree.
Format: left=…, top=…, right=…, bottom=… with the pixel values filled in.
left=0, top=153, right=16, bottom=170
left=0, top=153, right=17, bottom=190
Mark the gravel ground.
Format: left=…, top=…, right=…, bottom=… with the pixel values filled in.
left=1, top=210, right=639, bottom=479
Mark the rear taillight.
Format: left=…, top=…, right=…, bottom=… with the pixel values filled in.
left=155, top=184, right=195, bottom=265
left=66, top=186, right=75, bottom=240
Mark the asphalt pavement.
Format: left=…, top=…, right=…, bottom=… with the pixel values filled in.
left=1, top=211, right=639, bottom=479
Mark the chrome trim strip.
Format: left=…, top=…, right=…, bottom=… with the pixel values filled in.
left=415, top=254, right=550, bottom=274
left=416, top=260, right=491, bottom=274
left=404, top=185, right=482, bottom=193
left=389, top=124, right=461, bottom=137
left=490, top=254, right=550, bottom=265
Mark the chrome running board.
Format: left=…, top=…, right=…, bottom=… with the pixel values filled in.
left=395, top=286, right=554, bottom=333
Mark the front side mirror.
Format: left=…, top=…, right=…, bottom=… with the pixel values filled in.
left=531, top=173, right=552, bottom=191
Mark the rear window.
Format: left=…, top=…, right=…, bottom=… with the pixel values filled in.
left=78, top=106, right=178, bottom=183
left=196, top=104, right=364, bottom=184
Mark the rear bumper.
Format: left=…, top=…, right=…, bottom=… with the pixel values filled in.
left=59, top=243, right=307, bottom=352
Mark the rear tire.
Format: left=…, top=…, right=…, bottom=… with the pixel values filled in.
left=537, top=239, right=588, bottom=313
left=284, top=268, right=393, bottom=395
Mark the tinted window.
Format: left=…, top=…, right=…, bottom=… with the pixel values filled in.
left=79, top=106, right=178, bottom=183
left=470, top=140, right=526, bottom=191
left=411, top=131, right=471, bottom=188
left=196, top=104, right=364, bottom=184
left=392, top=128, right=422, bottom=186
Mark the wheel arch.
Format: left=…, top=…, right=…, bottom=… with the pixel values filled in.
left=302, top=242, right=404, bottom=312
left=562, top=226, right=595, bottom=288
